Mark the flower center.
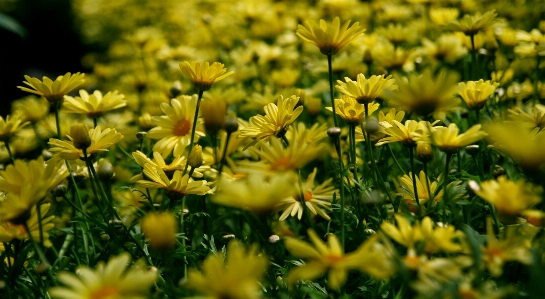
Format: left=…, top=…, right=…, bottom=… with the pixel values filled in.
left=303, top=191, right=313, bottom=202
left=173, top=120, right=192, bottom=136
left=270, top=157, right=292, bottom=171
left=90, top=286, right=118, bottom=299
left=324, top=254, right=344, bottom=264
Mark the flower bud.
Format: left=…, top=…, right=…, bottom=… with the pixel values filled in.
left=188, top=145, right=203, bottom=169
left=327, top=127, right=342, bottom=138
left=416, top=143, right=433, bottom=162
left=201, top=98, right=226, bottom=135
left=136, top=131, right=147, bottom=141
left=305, top=96, right=322, bottom=116
left=139, top=113, right=154, bottom=130
left=365, top=117, right=379, bottom=134
left=223, top=117, right=239, bottom=134
left=465, top=145, right=479, bottom=157
left=52, top=184, right=68, bottom=197
left=294, top=89, right=305, bottom=107
left=97, top=158, right=114, bottom=180
left=70, top=124, right=91, bottom=150
left=140, top=212, right=177, bottom=252
left=170, top=81, right=183, bottom=98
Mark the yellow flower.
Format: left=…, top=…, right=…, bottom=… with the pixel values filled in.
left=49, top=253, right=157, bottom=299
left=48, top=126, right=124, bottom=160
left=285, top=230, right=394, bottom=288
left=276, top=168, right=336, bottom=221
left=200, top=96, right=227, bottom=134
left=179, top=61, right=233, bottom=91
left=0, top=204, right=55, bottom=247
left=213, top=171, right=297, bottom=213
left=326, top=96, right=379, bottom=125
left=447, top=10, right=497, bottom=36
left=63, top=90, right=126, bottom=118
left=418, top=34, right=468, bottom=64
left=381, top=69, right=460, bottom=119
left=130, top=151, right=211, bottom=181
left=18, top=72, right=85, bottom=104
left=296, top=17, right=365, bottom=56
left=458, top=80, right=498, bottom=110
left=0, top=157, right=67, bottom=222
left=474, top=176, right=541, bottom=218
left=0, top=113, right=27, bottom=142
left=185, top=240, right=268, bottom=299
left=429, top=7, right=459, bottom=25
left=375, top=120, right=431, bottom=147
left=507, top=104, right=545, bottom=130
left=137, top=163, right=210, bottom=199
left=11, top=96, right=49, bottom=123
left=335, top=74, right=396, bottom=104
left=431, top=123, right=487, bottom=153
left=419, top=217, right=463, bottom=254
left=140, top=212, right=177, bottom=251
left=147, top=96, right=203, bottom=158
left=239, top=95, right=303, bottom=148
left=396, top=171, right=465, bottom=206
left=381, top=214, right=423, bottom=249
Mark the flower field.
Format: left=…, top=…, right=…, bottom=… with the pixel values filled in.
left=1, top=0, right=545, bottom=298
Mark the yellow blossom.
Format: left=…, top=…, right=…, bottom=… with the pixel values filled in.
left=0, top=113, right=28, bottom=142
left=296, top=17, right=364, bottom=56
left=140, top=212, right=177, bottom=251
left=48, top=126, right=124, bottom=160
left=180, top=61, right=233, bottom=91
left=335, top=74, right=396, bottom=104
left=431, top=123, right=487, bottom=153
left=18, top=72, right=85, bottom=104
left=447, top=10, right=497, bottom=36
left=458, top=80, right=499, bottom=110
left=63, top=90, right=126, bottom=118
left=380, top=214, right=422, bottom=249
left=326, top=96, right=379, bottom=125
left=137, top=163, right=210, bottom=199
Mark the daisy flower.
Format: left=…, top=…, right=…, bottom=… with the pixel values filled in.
left=239, top=95, right=303, bottom=148
left=0, top=112, right=28, bottom=142
left=296, top=17, right=365, bottom=56
left=147, top=96, right=203, bottom=158
left=335, top=74, right=396, bottom=104
left=326, top=95, right=379, bottom=125
left=431, top=123, right=487, bottom=153
left=130, top=151, right=212, bottom=181
left=49, top=253, right=157, bottom=299
left=137, top=163, right=210, bottom=200
left=0, top=203, right=55, bottom=247
left=63, top=90, right=126, bottom=118
left=447, top=10, right=497, bottom=36
left=276, top=168, right=337, bottom=221
left=140, top=212, right=177, bottom=251
left=48, top=125, right=124, bottom=160
left=458, top=80, right=498, bottom=110
left=18, top=72, right=85, bottom=104
left=11, top=96, right=49, bottom=123
left=180, top=61, right=233, bottom=91
left=185, top=240, right=268, bottom=299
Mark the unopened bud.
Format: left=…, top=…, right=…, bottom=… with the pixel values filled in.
left=493, top=166, right=506, bottom=178
left=70, top=124, right=91, bottom=150
left=42, top=149, right=53, bottom=161
left=327, top=127, right=342, bottom=138
left=268, top=235, right=280, bottom=243
left=141, top=212, right=177, bottom=252
left=170, top=81, right=183, bottom=98
left=139, top=113, right=154, bottom=130
left=416, top=143, right=433, bottom=162
left=365, top=117, right=379, bottom=134
left=52, top=184, right=68, bottom=197
left=223, top=117, right=239, bottom=134
left=136, top=131, right=147, bottom=141
left=465, top=145, right=479, bottom=156
left=97, top=159, right=114, bottom=180
left=188, top=145, right=203, bottom=169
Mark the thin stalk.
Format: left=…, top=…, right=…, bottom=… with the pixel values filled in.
left=327, top=54, right=339, bottom=127
left=470, top=34, right=478, bottom=80
left=93, top=117, right=98, bottom=128
left=533, top=56, right=541, bottom=105
left=183, top=90, right=204, bottom=175
left=409, top=147, right=421, bottom=218
left=423, top=162, right=434, bottom=210
left=180, top=196, right=188, bottom=278
left=54, top=102, right=62, bottom=139
left=4, top=142, right=14, bottom=163
left=298, top=169, right=314, bottom=229
left=218, top=132, right=232, bottom=176
left=23, top=221, right=56, bottom=284
left=388, top=144, right=405, bottom=173
left=348, top=124, right=358, bottom=182
left=441, top=153, right=452, bottom=223
left=332, top=135, right=346, bottom=251
left=36, top=203, right=44, bottom=246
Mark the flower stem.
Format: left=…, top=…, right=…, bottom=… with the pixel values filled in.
left=4, top=141, right=14, bottom=163
left=470, top=34, right=478, bottom=80
left=298, top=169, right=314, bottom=230
left=54, top=102, right=62, bottom=139
left=183, top=90, right=204, bottom=175
left=348, top=124, right=358, bottom=182
left=180, top=196, right=188, bottom=278
left=327, top=54, right=339, bottom=127
left=281, top=135, right=290, bottom=147
left=423, top=162, right=434, bottom=210
left=409, top=147, right=421, bottom=218
left=533, top=56, right=541, bottom=105
left=331, top=134, right=346, bottom=251
left=23, top=221, right=55, bottom=284
left=388, top=144, right=405, bottom=174
left=218, top=132, right=232, bottom=176
left=441, top=153, right=452, bottom=223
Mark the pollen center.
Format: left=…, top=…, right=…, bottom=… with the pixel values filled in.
left=91, top=286, right=118, bottom=299
left=270, top=157, right=291, bottom=171
left=173, top=120, right=192, bottom=136
left=303, top=191, right=313, bottom=202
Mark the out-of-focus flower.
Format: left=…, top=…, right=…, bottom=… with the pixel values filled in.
left=429, top=7, right=459, bottom=25
left=335, top=74, right=396, bottom=104
left=49, top=253, right=157, bottom=299
left=419, top=217, right=463, bottom=254
left=140, top=212, right=177, bottom=251
left=63, top=90, right=126, bottom=118
left=11, top=96, right=49, bottom=123
left=431, top=123, right=487, bottom=153
left=18, top=72, right=85, bottom=104
left=382, top=69, right=460, bottom=119
left=458, top=80, right=499, bottom=110
left=296, top=17, right=364, bottom=56
left=396, top=171, right=465, bottom=207
left=0, top=157, right=67, bottom=222
left=0, top=204, right=55, bottom=247
left=48, top=126, right=124, bottom=160
left=286, top=230, right=394, bottom=289
left=381, top=214, right=422, bottom=249
left=0, top=113, right=27, bottom=142
left=474, top=176, right=541, bottom=219
left=326, top=96, right=379, bottom=125
left=417, top=34, right=468, bottom=64
left=180, top=61, right=233, bottom=91
left=213, top=171, right=297, bottom=214
left=185, top=240, right=268, bottom=299
left=147, top=96, right=202, bottom=158
left=276, top=168, right=336, bottom=221
left=447, top=10, right=497, bottom=36
left=200, top=97, right=227, bottom=135
left=508, top=104, right=545, bottom=130
left=239, top=95, right=303, bottom=148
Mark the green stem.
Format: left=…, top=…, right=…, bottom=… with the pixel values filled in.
left=180, top=196, right=188, bottom=278
left=409, top=147, right=421, bottom=218
left=349, top=124, right=358, bottom=182
left=281, top=135, right=290, bottom=147
left=423, top=162, right=434, bottom=210
left=388, top=144, right=405, bottom=174
left=327, top=54, right=339, bottom=127
left=533, top=56, right=541, bottom=105
left=183, top=90, right=204, bottom=175
left=4, top=141, right=14, bottom=163
left=332, top=135, right=345, bottom=251
left=298, top=169, right=314, bottom=229
left=54, top=102, right=62, bottom=139
left=23, top=221, right=56, bottom=284
left=441, top=153, right=452, bottom=223
left=36, top=203, right=44, bottom=247
left=218, top=132, right=232, bottom=176
left=93, top=117, right=98, bottom=128
left=470, top=34, right=478, bottom=80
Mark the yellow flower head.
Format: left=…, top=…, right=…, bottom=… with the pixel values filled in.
left=431, top=123, right=487, bottom=153
left=429, top=7, right=459, bottom=25
left=458, top=80, right=498, bottom=110
left=276, top=168, right=336, bottom=221
left=382, top=69, right=460, bottom=119
left=140, top=212, right=177, bottom=251
left=49, top=253, right=157, bottom=299
left=180, top=61, right=233, bottom=91
left=296, top=17, right=365, bottom=56
left=11, top=96, right=49, bottom=123
left=447, top=9, right=497, bottom=36
left=48, top=126, right=124, bottom=160
left=239, top=95, right=304, bottom=148
left=475, top=176, right=542, bottom=218
left=420, top=217, right=463, bottom=254
left=147, top=96, right=203, bottom=158
left=376, top=120, right=432, bottom=147
left=0, top=113, right=27, bottom=142
left=286, top=230, right=394, bottom=288
left=0, top=203, right=55, bottom=247
left=63, top=90, right=126, bottom=118
left=0, top=157, right=67, bottom=222
left=381, top=214, right=423, bottom=249
left=200, top=96, right=227, bottom=134
left=213, top=171, right=297, bottom=214
left=185, top=240, right=268, bottom=299
left=326, top=95, right=379, bottom=125
left=137, top=163, right=210, bottom=200
left=507, top=104, right=545, bottom=131
left=18, top=72, right=85, bottom=104
left=396, top=171, right=465, bottom=207
left=335, top=74, right=396, bottom=104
